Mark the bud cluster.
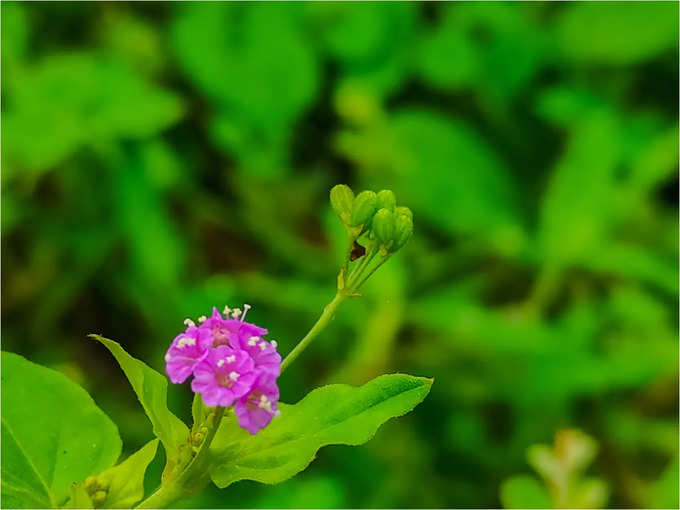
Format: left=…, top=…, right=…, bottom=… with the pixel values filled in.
left=331, top=185, right=413, bottom=255
left=330, top=184, right=413, bottom=292
left=82, top=475, right=109, bottom=506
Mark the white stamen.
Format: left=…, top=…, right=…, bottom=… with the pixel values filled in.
left=183, top=318, right=195, bottom=327
left=226, top=355, right=236, bottom=363
left=165, top=353, right=172, bottom=362
left=229, top=371, right=239, bottom=381
left=257, top=395, right=272, bottom=411
left=217, top=359, right=225, bottom=367
left=223, top=305, right=231, bottom=316
left=231, top=308, right=242, bottom=318
left=270, top=340, right=277, bottom=349
left=241, top=304, right=251, bottom=321
left=177, top=336, right=196, bottom=348
left=259, top=342, right=267, bottom=351
left=248, top=336, right=259, bottom=346
left=198, top=315, right=207, bottom=323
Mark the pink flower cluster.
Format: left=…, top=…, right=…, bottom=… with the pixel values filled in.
left=165, top=305, right=281, bottom=434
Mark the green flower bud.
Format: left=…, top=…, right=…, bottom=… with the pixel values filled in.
left=395, top=206, right=413, bottom=220
left=372, top=208, right=395, bottom=247
left=376, top=190, right=396, bottom=212
left=192, top=431, right=205, bottom=446
left=92, top=490, right=107, bottom=505
left=330, top=184, right=354, bottom=224
left=350, top=190, right=378, bottom=227
left=83, top=476, right=97, bottom=491
left=392, top=212, right=413, bottom=251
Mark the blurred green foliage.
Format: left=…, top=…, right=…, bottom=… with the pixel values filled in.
left=1, top=2, right=677, bottom=508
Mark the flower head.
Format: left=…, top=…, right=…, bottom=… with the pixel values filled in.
left=166, top=304, right=282, bottom=434
left=191, top=346, right=257, bottom=407
left=234, top=373, right=280, bottom=435
left=165, top=326, right=212, bottom=384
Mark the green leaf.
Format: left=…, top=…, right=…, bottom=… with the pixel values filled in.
left=89, top=335, right=189, bottom=466
left=1, top=351, right=121, bottom=509
left=172, top=3, right=317, bottom=130
left=1, top=2, right=29, bottom=77
left=500, top=475, right=552, bottom=509
left=317, top=2, right=416, bottom=97
left=387, top=110, right=522, bottom=248
left=556, top=2, right=678, bottom=65
left=96, top=439, right=159, bottom=509
left=538, top=112, right=622, bottom=265
left=65, top=483, right=93, bottom=509
left=2, top=53, right=183, bottom=176
left=649, top=456, right=679, bottom=509
left=209, top=374, right=432, bottom=488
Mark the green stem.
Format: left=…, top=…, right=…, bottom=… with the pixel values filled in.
left=347, top=244, right=377, bottom=288
left=343, top=231, right=355, bottom=275
left=136, top=407, right=226, bottom=509
left=281, top=292, right=347, bottom=373
left=352, top=254, right=390, bottom=291
left=135, top=481, right=183, bottom=509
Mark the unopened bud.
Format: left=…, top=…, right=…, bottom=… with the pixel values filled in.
left=92, top=490, right=107, bottom=505
left=376, top=190, right=396, bottom=212
left=392, top=213, right=413, bottom=251
left=83, top=476, right=97, bottom=491
left=372, top=208, right=395, bottom=247
left=350, top=190, right=378, bottom=227
left=330, top=184, right=354, bottom=224
left=395, top=206, right=412, bottom=220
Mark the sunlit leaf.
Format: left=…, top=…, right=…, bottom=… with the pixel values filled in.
left=90, top=335, right=189, bottom=467
left=209, top=374, right=432, bottom=488
left=1, top=351, right=121, bottom=508
left=96, top=439, right=159, bottom=509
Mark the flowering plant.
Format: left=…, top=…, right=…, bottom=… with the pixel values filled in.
left=1, top=185, right=431, bottom=509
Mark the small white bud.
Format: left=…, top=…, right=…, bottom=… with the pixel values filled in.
left=183, top=318, right=195, bottom=327
left=270, top=340, right=278, bottom=349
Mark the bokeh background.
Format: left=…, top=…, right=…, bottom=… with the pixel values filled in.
left=2, top=2, right=678, bottom=508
